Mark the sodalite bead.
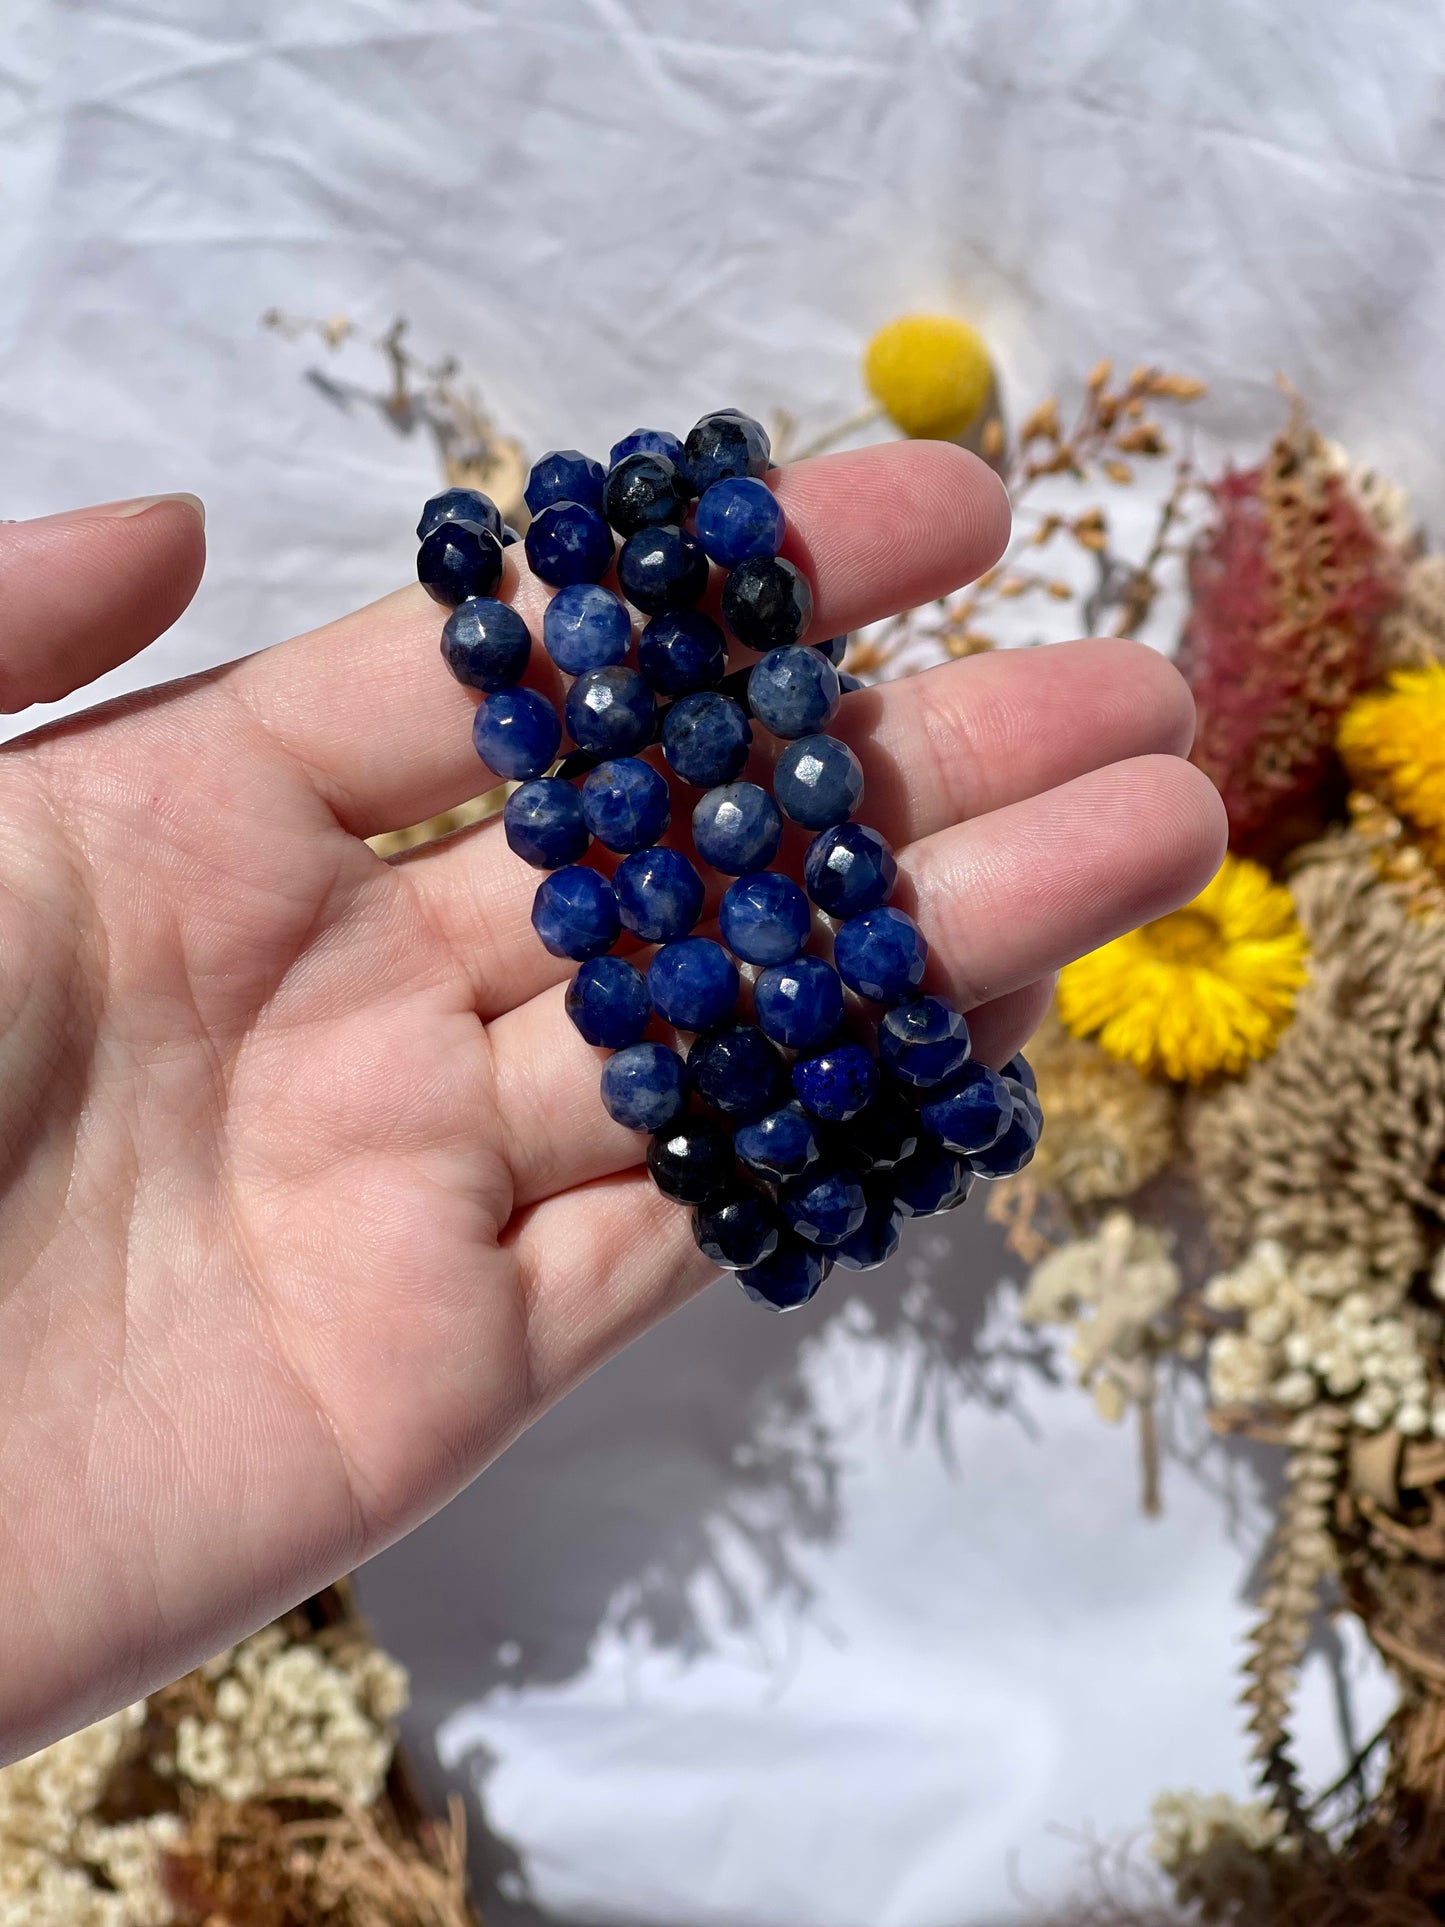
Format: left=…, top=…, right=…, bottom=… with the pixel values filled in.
left=833, top=906, right=928, bottom=1002
left=603, top=452, right=689, bottom=536
left=693, top=782, right=782, bottom=874
left=719, top=872, right=811, bottom=966
left=687, top=1024, right=785, bottom=1118
left=600, top=1041, right=687, bottom=1132
left=774, top=734, right=863, bottom=830
left=721, top=555, right=814, bottom=652
left=472, top=686, right=561, bottom=781
left=417, top=487, right=504, bottom=543
left=782, top=1166, right=867, bottom=1247
left=879, top=995, right=972, bottom=1088
left=440, top=597, right=531, bottom=691
left=968, top=1102, right=1042, bottom=1179
left=694, top=1190, right=781, bottom=1270
left=565, top=666, right=658, bottom=757
left=614, top=847, right=704, bottom=943
left=734, top=1102, right=821, bottom=1183
left=662, top=692, right=752, bottom=787
left=524, top=449, right=607, bottom=515
left=610, top=427, right=687, bottom=471
left=835, top=1084, right=919, bottom=1171
left=747, top=645, right=840, bottom=739
left=919, top=1062, right=1013, bottom=1156
left=647, top=1118, right=736, bottom=1205
left=618, top=525, right=709, bottom=614
left=647, top=937, right=739, bottom=1032
left=792, top=1042, right=878, bottom=1123
left=837, top=672, right=863, bottom=693
left=832, top=1193, right=903, bottom=1272
left=418, top=520, right=505, bottom=607
left=754, top=955, right=845, bottom=1050
left=542, top=583, right=631, bottom=674
left=531, top=866, right=621, bottom=961
left=565, top=956, right=651, bottom=1049
left=1004, top=1052, right=1037, bottom=1096
left=681, top=409, right=771, bottom=496
left=817, top=635, right=849, bottom=665
left=694, top=475, right=785, bottom=566
left=890, top=1145, right=966, bottom=1217
left=525, top=500, right=614, bottom=587
left=580, top=758, right=671, bottom=853
left=502, top=525, right=522, bottom=546
left=737, top=1239, right=830, bottom=1310
left=503, top=777, right=589, bottom=869
left=803, top=822, right=898, bottom=919
left=638, top=610, right=727, bottom=695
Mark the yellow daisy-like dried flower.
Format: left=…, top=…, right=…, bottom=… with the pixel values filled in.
left=863, top=313, right=993, bottom=440
left=1338, top=660, right=1445, bottom=870
left=1056, top=854, right=1309, bottom=1083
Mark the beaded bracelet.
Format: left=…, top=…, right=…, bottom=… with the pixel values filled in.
left=416, top=409, right=1041, bottom=1312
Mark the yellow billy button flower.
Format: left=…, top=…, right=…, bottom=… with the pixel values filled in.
left=863, top=313, right=993, bottom=440
left=1056, top=855, right=1308, bottom=1085
left=1338, top=660, right=1445, bottom=869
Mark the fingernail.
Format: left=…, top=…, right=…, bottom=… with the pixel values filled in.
left=24, top=492, right=207, bottom=529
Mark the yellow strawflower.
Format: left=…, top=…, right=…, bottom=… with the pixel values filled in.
left=1056, top=855, right=1308, bottom=1085
left=863, top=313, right=993, bottom=440
left=1337, top=660, right=1445, bottom=869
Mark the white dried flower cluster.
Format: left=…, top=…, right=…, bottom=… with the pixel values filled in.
left=1205, top=1239, right=1445, bottom=1434
left=1150, top=1788, right=1292, bottom=1924
left=176, top=1625, right=409, bottom=1806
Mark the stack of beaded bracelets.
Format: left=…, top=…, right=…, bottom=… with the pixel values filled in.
left=416, top=408, right=1041, bottom=1312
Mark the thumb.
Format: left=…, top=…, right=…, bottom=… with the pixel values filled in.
left=0, top=494, right=207, bottom=712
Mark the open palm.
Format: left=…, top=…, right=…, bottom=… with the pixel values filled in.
left=0, top=444, right=1224, bottom=1757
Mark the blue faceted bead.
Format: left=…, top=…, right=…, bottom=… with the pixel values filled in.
left=1008, top=1077, right=1043, bottom=1130
left=833, top=1084, right=919, bottom=1171
left=524, top=449, right=607, bottom=516
left=618, top=525, right=709, bottom=614
left=542, top=583, right=632, bottom=674
left=531, top=866, right=621, bottom=960
left=804, top=822, right=898, bottom=918
left=647, top=937, right=739, bottom=1032
left=891, top=1145, right=966, bottom=1217
left=695, top=1191, right=781, bottom=1270
left=687, top=1024, right=785, bottom=1118
left=817, top=635, right=849, bottom=665
left=417, top=487, right=503, bottom=543
left=837, top=672, right=864, bottom=694
left=721, top=555, right=814, bottom=653
left=682, top=409, right=771, bottom=496
left=502, top=524, right=522, bottom=546
left=719, top=872, right=811, bottom=966
left=472, top=686, right=561, bottom=781
left=747, top=645, right=840, bottom=739
left=735, top=1102, right=821, bottom=1183
left=503, top=777, right=590, bottom=869
left=580, top=757, right=671, bottom=853
left=614, top=846, right=704, bottom=942
left=600, top=1042, right=687, bottom=1132
left=968, top=1103, right=1042, bottom=1179
left=602, top=452, right=689, bottom=536
left=879, top=995, right=972, bottom=1088
left=662, top=691, right=752, bottom=787
left=792, top=1042, right=878, bottom=1123
left=440, top=597, right=531, bottom=692
left=738, top=1239, right=830, bottom=1310
left=919, top=1062, right=1014, bottom=1156
left=638, top=610, right=727, bottom=695
left=1004, top=1052, right=1037, bottom=1096
left=782, top=1166, right=867, bottom=1247
left=832, top=1193, right=903, bottom=1272
left=693, top=783, right=782, bottom=874
left=609, top=427, right=687, bottom=471
left=418, top=519, right=505, bottom=607
left=754, top=955, right=845, bottom=1050
left=565, top=956, right=651, bottom=1049
left=694, top=475, right=786, bottom=566
left=525, top=500, right=614, bottom=587
left=565, top=666, right=658, bottom=757
left=833, top=906, right=928, bottom=1002
left=774, top=733, right=863, bottom=830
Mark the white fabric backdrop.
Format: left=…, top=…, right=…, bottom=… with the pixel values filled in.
left=0, top=0, right=1435, bottom=1917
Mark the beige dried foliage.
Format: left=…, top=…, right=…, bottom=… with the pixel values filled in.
left=1027, top=1010, right=1179, bottom=1206
left=1378, top=551, right=1445, bottom=670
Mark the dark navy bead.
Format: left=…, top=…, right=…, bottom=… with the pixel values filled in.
left=525, top=500, right=614, bottom=587
left=687, top=1024, right=784, bottom=1119
left=614, top=847, right=705, bottom=942
left=618, top=525, right=709, bottom=614
left=1004, top=1052, right=1037, bottom=1096
left=681, top=409, right=771, bottom=495
left=891, top=1146, right=966, bottom=1217
left=531, top=866, right=621, bottom=961
left=504, top=777, right=590, bottom=869
left=602, top=451, right=689, bottom=536
left=694, top=476, right=785, bottom=566
left=919, top=1062, right=1014, bottom=1156
left=792, top=1042, right=878, bottom=1123
left=945, top=1167, right=978, bottom=1211
left=968, top=1103, right=1042, bottom=1179
left=817, top=635, right=849, bottom=665
left=833, top=906, right=928, bottom=1002
left=832, top=1193, right=903, bottom=1272
left=609, top=427, right=687, bottom=471
left=580, top=758, right=671, bottom=853
left=747, top=645, right=840, bottom=739
left=472, top=686, right=562, bottom=781
left=753, top=956, right=845, bottom=1050
left=524, top=449, right=607, bottom=516
left=637, top=610, right=727, bottom=696
left=661, top=692, right=752, bottom=787
left=782, top=1166, right=867, bottom=1247
left=834, top=1084, right=919, bottom=1171
left=418, top=519, right=505, bottom=607
left=804, top=822, right=898, bottom=918
left=542, top=583, right=632, bottom=674
left=738, top=1239, right=830, bottom=1310
left=837, top=672, right=864, bottom=694
left=647, top=1118, right=736, bottom=1204
left=694, top=1190, right=781, bottom=1271
left=647, top=937, right=739, bottom=1033
left=774, top=734, right=863, bottom=830
left=565, top=956, right=651, bottom=1049
left=417, top=487, right=504, bottom=543
left=721, top=554, right=814, bottom=652
left=502, top=524, right=522, bottom=546
left=734, top=1102, right=821, bottom=1183
left=440, top=597, right=532, bottom=692
left=879, top=995, right=972, bottom=1088
left=565, top=666, right=658, bottom=757
left=693, top=783, right=782, bottom=874
left=719, top=872, right=811, bottom=966
left=600, top=1042, right=687, bottom=1132
left=1008, top=1077, right=1043, bottom=1130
